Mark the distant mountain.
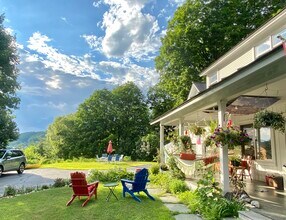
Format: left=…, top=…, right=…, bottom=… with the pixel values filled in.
left=9, top=131, right=46, bottom=149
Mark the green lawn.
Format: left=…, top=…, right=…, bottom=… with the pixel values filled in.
left=40, top=161, right=156, bottom=170
left=0, top=186, right=173, bottom=220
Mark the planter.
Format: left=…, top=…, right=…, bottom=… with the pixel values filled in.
left=180, top=153, right=196, bottom=160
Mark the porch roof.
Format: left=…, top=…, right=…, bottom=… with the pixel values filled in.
left=151, top=44, right=286, bottom=126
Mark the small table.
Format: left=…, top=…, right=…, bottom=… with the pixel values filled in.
left=104, top=182, right=119, bottom=201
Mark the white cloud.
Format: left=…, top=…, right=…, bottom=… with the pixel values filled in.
left=81, top=34, right=103, bottom=52
left=27, top=32, right=101, bottom=80
left=89, top=0, right=161, bottom=60
left=46, top=75, right=62, bottom=90
left=5, top=27, right=13, bottom=35
left=28, top=102, right=67, bottom=111
left=93, top=0, right=103, bottom=8
left=99, top=60, right=159, bottom=89
left=61, top=17, right=67, bottom=22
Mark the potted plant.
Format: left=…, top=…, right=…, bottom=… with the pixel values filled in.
left=179, top=135, right=196, bottom=160
left=253, top=110, right=285, bottom=133
left=204, top=126, right=251, bottom=149
left=189, top=124, right=205, bottom=136
left=229, top=155, right=241, bottom=167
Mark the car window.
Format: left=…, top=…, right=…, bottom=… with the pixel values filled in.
left=0, top=150, right=5, bottom=158
left=13, top=150, right=23, bottom=157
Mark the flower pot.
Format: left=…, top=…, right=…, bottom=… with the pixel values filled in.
left=180, top=153, right=196, bottom=160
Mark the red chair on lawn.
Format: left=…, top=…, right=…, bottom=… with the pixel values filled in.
left=66, top=172, right=99, bottom=207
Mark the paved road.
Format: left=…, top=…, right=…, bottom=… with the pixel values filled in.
left=0, top=168, right=88, bottom=197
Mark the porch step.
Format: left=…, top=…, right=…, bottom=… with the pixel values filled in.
left=239, top=210, right=273, bottom=220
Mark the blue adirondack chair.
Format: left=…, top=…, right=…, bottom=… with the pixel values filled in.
left=121, top=168, right=155, bottom=202
left=107, top=154, right=113, bottom=162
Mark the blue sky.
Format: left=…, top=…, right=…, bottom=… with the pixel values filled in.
left=0, top=0, right=184, bottom=133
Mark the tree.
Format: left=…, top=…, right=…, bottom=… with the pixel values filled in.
left=0, top=14, right=20, bottom=148
left=154, top=0, right=286, bottom=107
left=45, top=114, right=78, bottom=159
left=147, top=84, right=176, bottom=120
left=75, top=89, right=115, bottom=158
left=112, top=82, right=150, bottom=158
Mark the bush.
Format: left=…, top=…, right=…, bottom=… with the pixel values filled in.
left=178, top=190, right=200, bottom=213
left=149, top=172, right=172, bottom=193
left=177, top=171, right=245, bottom=219
left=53, top=178, right=69, bottom=187
left=168, top=156, right=185, bottom=180
left=169, top=179, right=188, bottom=194
left=150, top=164, right=160, bottom=175
left=88, top=168, right=134, bottom=183
left=123, top=156, right=131, bottom=161
left=3, top=186, right=17, bottom=197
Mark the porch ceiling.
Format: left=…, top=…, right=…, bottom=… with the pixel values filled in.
left=152, top=45, right=286, bottom=126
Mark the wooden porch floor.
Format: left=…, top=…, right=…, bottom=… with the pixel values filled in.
left=244, top=179, right=286, bottom=220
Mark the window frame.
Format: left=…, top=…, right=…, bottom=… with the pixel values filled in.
left=208, top=71, right=218, bottom=86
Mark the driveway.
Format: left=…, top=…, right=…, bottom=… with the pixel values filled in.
left=0, top=168, right=88, bottom=197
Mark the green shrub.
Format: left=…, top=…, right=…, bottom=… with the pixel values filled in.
left=177, top=171, right=245, bottom=219
left=53, top=178, right=69, bottom=187
left=4, top=186, right=17, bottom=197
left=178, top=190, right=200, bottom=213
left=41, top=185, right=50, bottom=190
left=88, top=168, right=134, bottom=183
left=150, top=164, right=160, bottom=175
left=123, top=156, right=131, bottom=161
left=169, top=179, right=188, bottom=194
left=149, top=172, right=172, bottom=192
left=168, top=156, right=185, bottom=180
left=201, top=198, right=245, bottom=220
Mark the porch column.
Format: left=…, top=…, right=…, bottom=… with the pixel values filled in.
left=160, top=123, right=165, bottom=164
left=218, top=100, right=230, bottom=195
left=178, top=118, right=184, bottom=136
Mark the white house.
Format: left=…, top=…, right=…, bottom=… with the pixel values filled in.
left=151, top=8, right=286, bottom=195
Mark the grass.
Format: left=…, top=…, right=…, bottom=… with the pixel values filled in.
left=40, top=161, right=156, bottom=170
left=0, top=185, right=173, bottom=220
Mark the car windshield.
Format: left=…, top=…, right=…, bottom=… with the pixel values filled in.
left=0, top=150, right=5, bottom=158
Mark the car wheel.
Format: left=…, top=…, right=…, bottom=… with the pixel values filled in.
left=0, top=166, right=3, bottom=177
left=17, top=163, right=25, bottom=174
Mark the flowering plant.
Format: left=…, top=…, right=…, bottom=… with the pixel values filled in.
left=204, top=126, right=251, bottom=149
left=254, top=110, right=285, bottom=133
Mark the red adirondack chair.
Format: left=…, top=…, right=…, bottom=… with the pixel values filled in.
left=66, top=172, right=99, bottom=207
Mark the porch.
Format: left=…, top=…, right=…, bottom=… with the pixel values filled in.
left=180, top=159, right=286, bottom=220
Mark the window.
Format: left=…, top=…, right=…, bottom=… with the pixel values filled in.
left=256, top=127, right=272, bottom=160
left=272, top=28, right=286, bottom=47
left=255, top=38, right=271, bottom=58
left=208, top=72, right=217, bottom=85
left=240, top=124, right=255, bottom=158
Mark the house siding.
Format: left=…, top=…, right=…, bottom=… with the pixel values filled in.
left=219, top=49, right=254, bottom=80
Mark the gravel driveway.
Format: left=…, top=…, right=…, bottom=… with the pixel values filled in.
left=0, top=168, right=88, bottom=197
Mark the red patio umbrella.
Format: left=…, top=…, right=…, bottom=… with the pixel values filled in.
left=107, top=140, right=113, bottom=154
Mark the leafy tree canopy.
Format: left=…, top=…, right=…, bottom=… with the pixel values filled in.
left=0, top=14, right=20, bottom=148
left=154, top=0, right=286, bottom=109
left=45, top=82, right=151, bottom=159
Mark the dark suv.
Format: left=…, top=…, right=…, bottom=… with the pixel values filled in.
left=0, top=149, right=27, bottom=177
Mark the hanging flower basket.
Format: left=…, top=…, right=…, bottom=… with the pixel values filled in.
left=189, top=124, right=205, bottom=136
left=204, top=126, right=251, bottom=149
left=253, top=110, right=285, bottom=133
